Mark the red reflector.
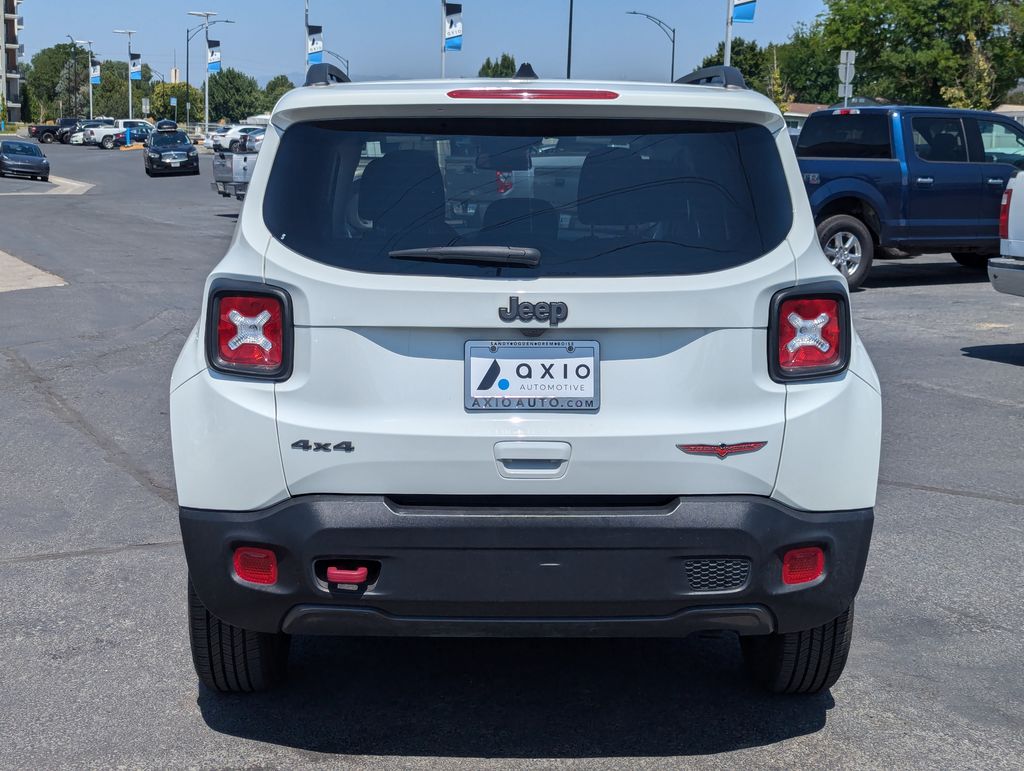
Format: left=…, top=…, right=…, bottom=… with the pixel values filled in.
left=678, top=442, right=767, bottom=459
left=447, top=88, right=619, bottom=100
left=1000, top=188, right=1012, bottom=240
left=216, top=294, right=283, bottom=370
left=782, top=547, right=825, bottom=585
left=777, top=297, right=842, bottom=372
left=233, top=547, right=278, bottom=585
left=496, top=170, right=513, bottom=195
left=326, top=566, right=369, bottom=584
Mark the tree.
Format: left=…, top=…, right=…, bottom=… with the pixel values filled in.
left=701, top=37, right=769, bottom=93
left=940, top=32, right=997, bottom=109
left=26, top=43, right=90, bottom=120
left=149, top=81, right=203, bottom=121
left=207, top=67, right=263, bottom=123
left=777, top=22, right=838, bottom=105
left=822, top=0, right=1024, bottom=106
left=263, top=74, right=295, bottom=113
left=91, top=60, right=154, bottom=119
left=479, top=53, right=517, bottom=77
left=766, top=46, right=794, bottom=112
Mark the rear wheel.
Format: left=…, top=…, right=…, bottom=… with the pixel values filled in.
left=951, top=252, right=992, bottom=271
left=741, top=604, right=855, bottom=694
left=101, top=136, right=114, bottom=150
left=40, top=133, right=54, bottom=144
left=188, top=578, right=290, bottom=693
left=818, top=215, right=874, bottom=290
left=228, top=140, right=239, bottom=152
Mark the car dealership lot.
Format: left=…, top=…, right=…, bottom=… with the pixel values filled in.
left=1, top=144, right=1022, bottom=768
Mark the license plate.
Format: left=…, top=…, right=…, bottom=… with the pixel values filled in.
left=216, top=182, right=226, bottom=191
left=465, top=340, right=600, bottom=411
left=170, top=161, right=181, bottom=167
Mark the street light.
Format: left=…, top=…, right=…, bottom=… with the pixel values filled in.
left=325, top=50, right=349, bottom=76
left=185, top=16, right=233, bottom=131
left=566, top=0, right=574, bottom=79
left=65, top=35, right=80, bottom=116
left=74, top=38, right=95, bottom=119
left=627, top=11, right=676, bottom=82
left=112, top=29, right=136, bottom=119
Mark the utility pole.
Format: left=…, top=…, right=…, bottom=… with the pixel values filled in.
left=626, top=11, right=676, bottom=82
left=113, top=29, right=136, bottom=119
left=566, top=0, right=574, bottom=79
left=187, top=12, right=223, bottom=134
left=186, top=16, right=233, bottom=132
left=65, top=35, right=79, bottom=116
left=76, top=39, right=95, bottom=119
left=724, top=0, right=735, bottom=67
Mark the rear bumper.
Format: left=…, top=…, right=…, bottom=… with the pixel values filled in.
left=182, top=495, right=873, bottom=638
left=990, top=257, right=1024, bottom=297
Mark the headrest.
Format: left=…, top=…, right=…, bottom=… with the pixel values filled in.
left=577, top=147, right=672, bottom=226
left=482, top=198, right=558, bottom=241
left=359, top=150, right=446, bottom=225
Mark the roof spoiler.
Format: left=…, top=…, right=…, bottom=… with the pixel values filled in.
left=675, top=66, right=748, bottom=89
left=304, top=63, right=350, bottom=87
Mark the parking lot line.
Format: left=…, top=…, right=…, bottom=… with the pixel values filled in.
left=0, top=249, right=66, bottom=292
left=0, top=175, right=94, bottom=196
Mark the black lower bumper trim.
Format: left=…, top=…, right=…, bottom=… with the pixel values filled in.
left=181, top=494, right=873, bottom=637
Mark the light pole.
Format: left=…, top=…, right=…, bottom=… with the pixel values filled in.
left=724, top=0, right=735, bottom=67
left=325, top=50, right=349, bottom=76
left=113, top=29, right=136, bottom=119
left=65, top=35, right=79, bottom=116
left=187, top=11, right=219, bottom=134
left=75, top=39, right=95, bottom=119
left=566, top=0, right=574, bottom=79
left=626, top=11, right=676, bottom=82
left=185, top=18, right=233, bottom=132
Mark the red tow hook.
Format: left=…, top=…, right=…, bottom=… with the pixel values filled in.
left=326, top=566, right=369, bottom=584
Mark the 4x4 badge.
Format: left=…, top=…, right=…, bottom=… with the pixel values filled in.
left=499, top=296, right=568, bottom=327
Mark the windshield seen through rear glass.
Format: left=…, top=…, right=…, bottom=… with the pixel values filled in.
left=263, top=118, right=793, bottom=278
left=152, top=132, right=191, bottom=148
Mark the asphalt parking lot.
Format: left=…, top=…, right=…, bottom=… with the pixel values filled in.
left=1, top=143, right=1022, bottom=769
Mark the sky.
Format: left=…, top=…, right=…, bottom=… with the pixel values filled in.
left=22, top=0, right=827, bottom=87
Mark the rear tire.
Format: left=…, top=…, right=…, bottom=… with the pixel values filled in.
left=817, top=215, right=874, bottom=290
left=40, top=132, right=54, bottom=144
left=101, top=136, right=114, bottom=150
left=951, top=252, right=992, bottom=271
left=187, top=578, right=290, bottom=693
left=741, top=604, right=855, bottom=694
left=228, top=140, right=239, bottom=152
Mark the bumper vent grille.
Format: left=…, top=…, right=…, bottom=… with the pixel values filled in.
left=684, top=558, right=751, bottom=592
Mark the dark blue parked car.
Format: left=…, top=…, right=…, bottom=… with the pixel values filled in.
left=796, top=106, right=1024, bottom=288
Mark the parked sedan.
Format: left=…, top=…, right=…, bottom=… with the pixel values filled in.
left=0, top=140, right=50, bottom=181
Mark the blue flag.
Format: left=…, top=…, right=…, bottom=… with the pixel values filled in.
left=90, top=60, right=101, bottom=85
left=733, top=0, right=756, bottom=23
left=129, top=53, right=142, bottom=81
left=307, top=24, right=323, bottom=65
left=444, top=3, right=463, bottom=52
left=208, top=41, right=222, bottom=73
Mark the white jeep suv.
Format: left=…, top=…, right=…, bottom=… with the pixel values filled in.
left=171, top=64, right=881, bottom=695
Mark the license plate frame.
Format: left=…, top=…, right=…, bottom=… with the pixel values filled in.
left=464, top=340, right=600, bottom=412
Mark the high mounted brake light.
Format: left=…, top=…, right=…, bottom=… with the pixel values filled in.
left=768, top=284, right=851, bottom=382
left=832, top=108, right=861, bottom=115
left=205, top=281, right=293, bottom=380
left=447, top=88, right=619, bottom=100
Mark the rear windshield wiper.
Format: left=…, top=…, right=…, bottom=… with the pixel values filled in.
left=388, top=246, right=541, bottom=267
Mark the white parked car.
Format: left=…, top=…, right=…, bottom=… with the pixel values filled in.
left=212, top=124, right=263, bottom=152
left=989, top=174, right=1024, bottom=297
left=87, top=119, right=154, bottom=149
left=171, top=65, right=882, bottom=695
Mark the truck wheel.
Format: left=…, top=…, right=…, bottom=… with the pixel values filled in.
left=187, top=578, right=290, bottom=693
left=741, top=604, right=855, bottom=695
left=101, top=136, right=114, bottom=150
left=817, top=215, right=874, bottom=290
left=951, top=253, right=992, bottom=271
left=40, top=132, right=54, bottom=144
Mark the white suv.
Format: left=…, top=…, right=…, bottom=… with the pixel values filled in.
left=171, top=65, right=881, bottom=695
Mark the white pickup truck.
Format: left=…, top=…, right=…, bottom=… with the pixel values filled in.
left=86, top=119, right=154, bottom=149
left=990, top=175, right=1024, bottom=297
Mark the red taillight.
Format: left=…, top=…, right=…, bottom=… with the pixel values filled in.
left=233, top=547, right=278, bottom=585
left=777, top=297, right=841, bottom=372
left=1000, top=188, right=1012, bottom=240
left=782, top=547, right=825, bottom=585
left=496, top=170, right=513, bottom=195
left=447, top=88, right=619, bottom=100
left=210, top=292, right=288, bottom=377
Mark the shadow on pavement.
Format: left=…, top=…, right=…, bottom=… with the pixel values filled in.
left=962, top=344, right=1024, bottom=367
left=862, top=259, right=987, bottom=289
left=198, top=634, right=832, bottom=758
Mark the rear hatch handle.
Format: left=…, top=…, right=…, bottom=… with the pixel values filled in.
left=493, top=441, right=571, bottom=480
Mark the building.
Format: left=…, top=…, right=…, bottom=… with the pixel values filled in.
left=783, top=102, right=828, bottom=133
left=2, top=0, right=24, bottom=122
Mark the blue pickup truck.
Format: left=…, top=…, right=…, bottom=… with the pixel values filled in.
left=796, top=106, right=1024, bottom=288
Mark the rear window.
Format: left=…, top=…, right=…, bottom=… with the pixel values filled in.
left=796, top=113, right=892, bottom=159
left=3, top=142, right=42, bottom=156
left=263, top=118, right=793, bottom=278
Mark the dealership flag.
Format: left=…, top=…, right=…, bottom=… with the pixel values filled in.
left=307, top=24, right=324, bottom=65
left=129, top=52, right=142, bottom=80
left=207, top=41, right=222, bottom=73
left=733, top=0, right=756, bottom=23
left=90, top=59, right=101, bottom=85
left=444, top=3, right=463, bottom=52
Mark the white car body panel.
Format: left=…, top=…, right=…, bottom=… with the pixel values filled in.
left=993, top=173, right=1024, bottom=296
left=171, top=78, right=881, bottom=513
